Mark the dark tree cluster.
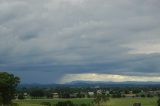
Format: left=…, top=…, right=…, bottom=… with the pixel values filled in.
left=0, top=72, right=20, bottom=105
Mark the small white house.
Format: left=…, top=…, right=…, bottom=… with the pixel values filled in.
left=97, top=90, right=102, bottom=94
left=105, top=91, right=110, bottom=95
left=24, top=93, right=28, bottom=98
left=88, top=92, right=94, bottom=96
left=52, top=93, right=59, bottom=98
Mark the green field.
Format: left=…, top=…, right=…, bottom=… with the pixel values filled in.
left=103, top=98, right=158, bottom=106
left=14, top=98, right=93, bottom=106
left=14, top=97, right=158, bottom=106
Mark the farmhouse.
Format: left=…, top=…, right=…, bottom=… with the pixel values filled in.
left=148, top=90, right=160, bottom=95
left=105, top=90, right=110, bottom=95
left=52, top=93, right=59, bottom=98
left=70, top=93, right=78, bottom=98
left=24, top=92, right=28, bottom=98
left=97, top=90, right=102, bottom=94
left=88, top=92, right=94, bottom=96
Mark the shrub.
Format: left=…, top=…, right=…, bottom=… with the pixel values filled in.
left=11, top=103, right=19, bottom=106
left=141, top=94, right=146, bottom=98
left=80, top=104, right=91, bottom=106
left=55, top=101, right=75, bottom=106
left=18, top=94, right=25, bottom=100
left=147, top=94, right=153, bottom=98
left=41, top=102, right=52, bottom=106
left=157, top=98, right=160, bottom=106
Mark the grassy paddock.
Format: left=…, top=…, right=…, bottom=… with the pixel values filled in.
left=102, top=97, right=158, bottom=106
left=14, top=98, right=93, bottom=106
left=14, top=97, right=158, bottom=106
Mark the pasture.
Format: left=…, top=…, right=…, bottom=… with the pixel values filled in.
left=103, top=97, right=158, bottom=106
left=14, top=98, right=93, bottom=106
left=14, top=97, right=158, bottom=106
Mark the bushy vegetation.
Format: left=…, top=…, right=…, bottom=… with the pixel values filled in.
left=41, top=102, right=52, bottom=106
left=94, top=94, right=109, bottom=105
left=0, top=72, right=20, bottom=105
left=55, top=101, right=74, bottom=106
left=157, top=95, right=160, bottom=106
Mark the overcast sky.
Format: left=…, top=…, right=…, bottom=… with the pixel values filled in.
left=0, top=0, right=160, bottom=84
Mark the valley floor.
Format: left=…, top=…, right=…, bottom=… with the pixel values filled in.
left=14, top=97, right=158, bottom=106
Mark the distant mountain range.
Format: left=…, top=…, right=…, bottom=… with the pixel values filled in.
left=65, top=81, right=160, bottom=87
left=67, top=80, right=160, bottom=85
left=19, top=81, right=160, bottom=88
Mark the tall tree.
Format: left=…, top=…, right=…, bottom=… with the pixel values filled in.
left=94, top=94, right=109, bottom=106
left=157, top=95, right=160, bottom=106
left=0, top=72, right=20, bottom=105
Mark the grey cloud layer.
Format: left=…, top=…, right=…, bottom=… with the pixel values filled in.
left=0, top=0, right=160, bottom=83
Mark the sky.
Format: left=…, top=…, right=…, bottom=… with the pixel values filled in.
left=0, top=0, right=160, bottom=84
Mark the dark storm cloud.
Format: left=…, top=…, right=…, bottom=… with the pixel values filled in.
left=0, top=0, right=160, bottom=83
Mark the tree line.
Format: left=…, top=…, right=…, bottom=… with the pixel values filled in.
left=1, top=72, right=160, bottom=106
